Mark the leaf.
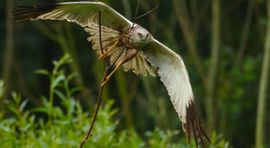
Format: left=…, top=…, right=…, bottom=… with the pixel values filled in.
left=8, top=106, right=18, bottom=116
left=70, top=87, right=81, bottom=95
left=19, top=100, right=28, bottom=112
left=53, top=60, right=59, bottom=67
left=32, top=107, right=49, bottom=114
left=54, top=90, right=66, bottom=101
left=52, top=75, right=65, bottom=88
left=38, top=96, right=50, bottom=110
left=35, top=69, right=50, bottom=76
left=67, top=73, right=77, bottom=81
left=11, top=92, right=21, bottom=105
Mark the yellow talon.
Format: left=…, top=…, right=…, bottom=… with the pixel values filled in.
left=100, top=48, right=138, bottom=87
left=101, top=76, right=111, bottom=86
left=98, top=40, right=119, bottom=60
left=99, top=53, right=107, bottom=59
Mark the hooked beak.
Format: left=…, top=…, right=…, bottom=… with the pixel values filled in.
left=145, top=33, right=152, bottom=41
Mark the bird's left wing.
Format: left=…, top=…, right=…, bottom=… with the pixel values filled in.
left=14, top=1, right=133, bottom=29
left=144, top=39, right=210, bottom=146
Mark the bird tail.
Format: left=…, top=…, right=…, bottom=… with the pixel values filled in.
left=184, top=101, right=211, bottom=147
left=14, top=4, right=57, bottom=22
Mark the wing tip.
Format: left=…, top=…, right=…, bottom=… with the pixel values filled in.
left=13, top=4, right=59, bottom=22
left=184, top=101, right=210, bottom=147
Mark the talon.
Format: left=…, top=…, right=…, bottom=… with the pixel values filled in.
left=100, top=48, right=138, bottom=87
left=99, top=52, right=108, bottom=59
left=101, top=76, right=111, bottom=86
left=98, top=40, right=119, bottom=60
left=100, top=81, right=106, bottom=86
left=98, top=53, right=107, bottom=60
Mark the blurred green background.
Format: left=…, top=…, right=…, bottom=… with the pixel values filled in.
left=1, top=0, right=270, bottom=147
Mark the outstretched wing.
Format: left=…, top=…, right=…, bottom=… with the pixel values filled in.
left=14, top=2, right=155, bottom=76
left=144, top=39, right=210, bottom=146
left=14, top=1, right=132, bottom=29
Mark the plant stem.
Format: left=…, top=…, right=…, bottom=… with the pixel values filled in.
left=255, top=0, right=270, bottom=147
left=206, top=0, right=221, bottom=131
left=49, top=77, right=54, bottom=124
left=234, top=0, right=255, bottom=68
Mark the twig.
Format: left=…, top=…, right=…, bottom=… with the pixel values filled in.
left=234, top=0, right=255, bottom=68
left=134, top=0, right=160, bottom=20
left=79, top=65, right=110, bottom=148
left=79, top=10, right=109, bottom=148
left=134, top=5, right=159, bottom=20
left=133, top=0, right=141, bottom=21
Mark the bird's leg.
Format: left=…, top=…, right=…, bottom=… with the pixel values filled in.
left=99, top=40, right=119, bottom=59
left=101, top=49, right=138, bottom=86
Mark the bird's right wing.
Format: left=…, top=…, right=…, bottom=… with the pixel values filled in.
left=14, top=1, right=133, bottom=29
left=144, top=38, right=210, bottom=146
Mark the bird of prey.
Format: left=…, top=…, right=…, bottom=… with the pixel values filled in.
left=14, top=1, right=210, bottom=146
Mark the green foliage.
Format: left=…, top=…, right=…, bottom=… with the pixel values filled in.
left=145, top=128, right=180, bottom=148
left=0, top=55, right=228, bottom=148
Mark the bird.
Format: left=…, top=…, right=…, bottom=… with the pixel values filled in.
left=14, top=1, right=210, bottom=147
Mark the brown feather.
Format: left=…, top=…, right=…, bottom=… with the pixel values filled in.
left=184, top=101, right=210, bottom=148
left=14, top=4, right=58, bottom=22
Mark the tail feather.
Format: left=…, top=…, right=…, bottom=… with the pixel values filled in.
left=184, top=101, right=210, bottom=147
left=14, top=4, right=58, bottom=21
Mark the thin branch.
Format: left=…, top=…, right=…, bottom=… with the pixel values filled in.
left=134, top=0, right=141, bottom=20
left=139, top=0, right=158, bottom=34
left=79, top=65, right=109, bottom=148
left=134, top=5, right=159, bottom=20
left=234, top=0, right=255, bottom=68
left=79, top=11, right=109, bottom=148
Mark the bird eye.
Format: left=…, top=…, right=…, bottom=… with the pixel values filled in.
left=138, top=32, right=144, bottom=38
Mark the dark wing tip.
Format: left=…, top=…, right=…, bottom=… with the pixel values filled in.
left=13, top=4, right=59, bottom=22
left=184, top=101, right=210, bottom=148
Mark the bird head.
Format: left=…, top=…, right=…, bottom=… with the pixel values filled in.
left=129, top=24, right=152, bottom=47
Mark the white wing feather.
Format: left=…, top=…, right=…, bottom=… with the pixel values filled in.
left=144, top=39, right=193, bottom=123
left=144, top=39, right=209, bottom=146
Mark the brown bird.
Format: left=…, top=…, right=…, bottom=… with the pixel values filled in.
left=14, top=1, right=210, bottom=147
